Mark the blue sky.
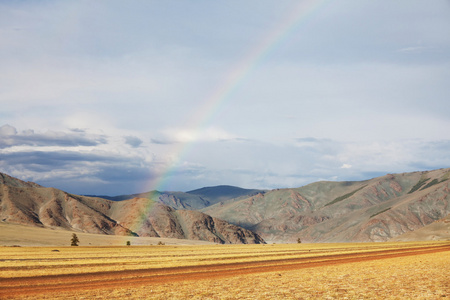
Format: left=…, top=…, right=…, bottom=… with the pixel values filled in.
left=1, top=1, right=449, bottom=195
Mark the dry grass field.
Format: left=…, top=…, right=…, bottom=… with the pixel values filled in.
left=0, top=222, right=215, bottom=247
left=0, top=241, right=448, bottom=299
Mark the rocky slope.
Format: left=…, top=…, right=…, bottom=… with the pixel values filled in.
left=0, top=173, right=265, bottom=244
left=203, top=169, right=450, bottom=243
left=390, top=214, right=450, bottom=242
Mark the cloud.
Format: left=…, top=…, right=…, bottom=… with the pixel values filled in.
left=396, top=46, right=435, bottom=54
left=0, top=124, right=17, bottom=135
left=151, top=127, right=239, bottom=144
left=0, top=149, right=157, bottom=195
left=168, top=137, right=450, bottom=190
left=2, top=125, right=450, bottom=194
left=124, top=136, right=143, bottom=148
left=0, top=125, right=157, bottom=194
left=0, top=1, right=449, bottom=194
left=0, top=125, right=108, bottom=149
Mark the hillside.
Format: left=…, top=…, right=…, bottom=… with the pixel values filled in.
left=203, top=169, right=450, bottom=243
left=390, top=214, right=450, bottom=242
left=0, top=173, right=265, bottom=244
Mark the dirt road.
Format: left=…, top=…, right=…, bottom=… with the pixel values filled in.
left=1, top=244, right=449, bottom=298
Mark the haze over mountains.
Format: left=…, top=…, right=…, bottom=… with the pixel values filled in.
left=92, top=185, right=264, bottom=210
left=1, top=168, right=449, bottom=244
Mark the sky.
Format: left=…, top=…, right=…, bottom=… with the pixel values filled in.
left=1, top=0, right=450, bottom=195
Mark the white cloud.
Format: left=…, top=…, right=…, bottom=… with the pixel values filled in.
left=151, top=127, right=239, bottom=144
left=396, top=46, right=436, bottom=54
left=340, top=164, right=352, bottom=169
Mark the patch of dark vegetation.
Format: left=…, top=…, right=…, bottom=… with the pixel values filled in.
left=408, top=177, right=430, bottom=194
left=324, top=185, right=367, bottom=207
left=420, top=179, right=440, bottom=191
left=370, top=207, right=391, bottom=218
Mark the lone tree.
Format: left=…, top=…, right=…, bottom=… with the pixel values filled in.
left=126, top=241, right=131, bottom=246
left=297, top=238, right=302, bottom=244
left=71, top=233, right=80, bottom=246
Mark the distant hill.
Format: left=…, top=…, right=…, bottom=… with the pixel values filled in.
left=186, top=185, right=265, bottom=206
left=0, top=173, right=265, bottom=244
left=87, top=185, right=265, bottom=210
left=202, top=169, right=450, bottom=243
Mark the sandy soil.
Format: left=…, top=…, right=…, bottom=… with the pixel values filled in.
left=1, top=244, right=448, bottom=299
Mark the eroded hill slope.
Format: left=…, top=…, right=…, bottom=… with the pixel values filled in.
left=203, top=169, right=450, bottom=242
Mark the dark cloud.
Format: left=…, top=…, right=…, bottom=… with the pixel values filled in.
left=0, top=125, right=107, bottom=149
left=0, top=149, right=156, bottom=195
left=124, top=136, right=143, bottom=148
left=150, top=138, right=174, bottom=145
left=1, top=151, right=120, bottom=168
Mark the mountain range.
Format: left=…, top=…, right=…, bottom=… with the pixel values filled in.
left=0, top=173, right=264, bottom=244
left=1, top=168, right=449, bottom=244
left=88, top=185, right=264, bottom=210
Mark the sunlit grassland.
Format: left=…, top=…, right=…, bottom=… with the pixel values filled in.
left=100, top=249, right=448, bottom=300
left=0, top=241, right=447, bottom=279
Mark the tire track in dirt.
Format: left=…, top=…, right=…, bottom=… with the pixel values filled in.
left=1, top=244, right=449, bottom=298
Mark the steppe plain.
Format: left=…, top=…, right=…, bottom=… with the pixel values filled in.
left=0, top=229, right=448, bottom=300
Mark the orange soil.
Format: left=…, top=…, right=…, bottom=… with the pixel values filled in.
left=1, top=244, right=449, bottom=298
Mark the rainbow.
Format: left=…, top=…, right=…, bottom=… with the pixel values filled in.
left=132, top=0, right=331, bottom=236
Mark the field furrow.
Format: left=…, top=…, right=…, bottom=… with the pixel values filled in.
left=0, top=242, right=448, bottom=299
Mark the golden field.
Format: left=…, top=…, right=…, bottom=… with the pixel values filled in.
left=0, top=241, right=449, bottom=299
